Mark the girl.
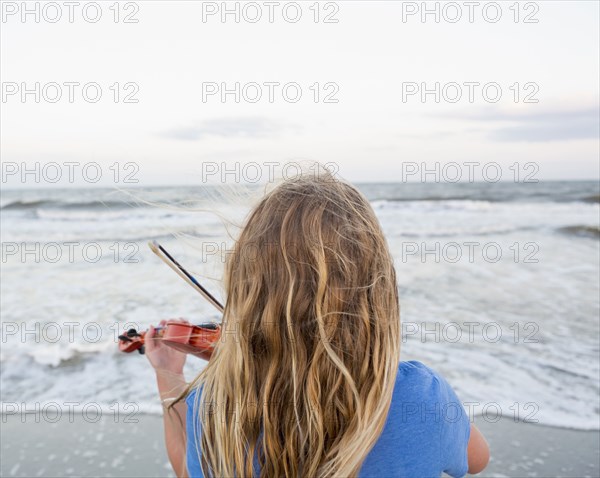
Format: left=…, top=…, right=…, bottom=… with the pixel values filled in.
left=145, top=172, right=490, bottom=477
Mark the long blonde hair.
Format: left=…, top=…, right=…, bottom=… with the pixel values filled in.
left=179, top=169, right=400, bottom=477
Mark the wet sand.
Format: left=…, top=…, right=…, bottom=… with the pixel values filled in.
left=1, top=413, right=598, bottom=477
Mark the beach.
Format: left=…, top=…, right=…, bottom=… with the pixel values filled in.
left=1, top=180, right=599, bottom=476
left=1, top=413, right=598, bottom=477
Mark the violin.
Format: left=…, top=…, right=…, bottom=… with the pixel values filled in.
left=118, top=320, right=221, bottom=361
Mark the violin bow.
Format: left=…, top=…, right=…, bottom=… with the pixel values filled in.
left=148, top=240, right=225, bottom=314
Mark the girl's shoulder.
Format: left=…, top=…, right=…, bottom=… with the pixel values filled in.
left=397, top=359, right=441, bottom=382
left=385, top=362, right=470, bottom=478
left=394, top=360, right=458, bottom=403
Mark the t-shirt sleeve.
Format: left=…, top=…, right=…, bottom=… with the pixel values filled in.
left=433, top=372, right=471, bottom=478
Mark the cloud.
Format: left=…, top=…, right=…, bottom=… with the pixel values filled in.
left=162, top=117, right=292, bottom=140
left=491, top=117, right=598, bottom=142
left=435, top=106, right=600, bottom=142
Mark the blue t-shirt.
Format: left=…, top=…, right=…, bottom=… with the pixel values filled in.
left=186, top=361, right=470, bottom=478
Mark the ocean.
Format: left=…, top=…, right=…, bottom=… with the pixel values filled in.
left=1, top=180, right=599, bottom=431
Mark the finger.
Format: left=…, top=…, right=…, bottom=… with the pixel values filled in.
left=159, top=319, right=167, bottom=327
left=145, top=325, right=156, bottom=353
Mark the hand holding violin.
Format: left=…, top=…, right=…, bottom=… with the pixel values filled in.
left=145, top=319, right=188, bottom=374
left=118, top=319, right=221, bottom=367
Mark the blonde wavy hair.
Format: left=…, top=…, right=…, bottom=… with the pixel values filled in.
left=178, top=169, right=400, bottom=477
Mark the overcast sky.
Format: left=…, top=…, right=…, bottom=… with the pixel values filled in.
left=1, top=0, right=599, bottom=187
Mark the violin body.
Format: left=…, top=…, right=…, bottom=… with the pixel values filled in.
left=118, top=321, right=221, bottom=361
